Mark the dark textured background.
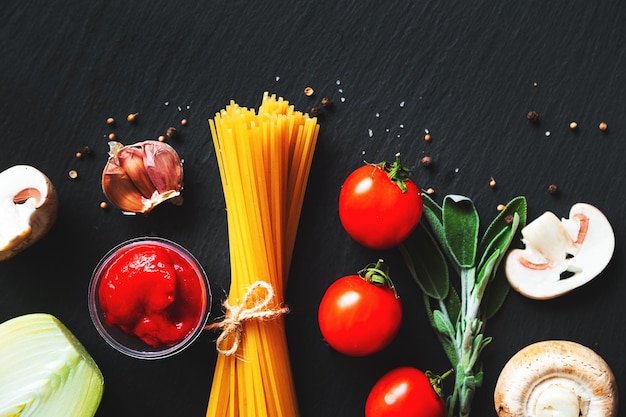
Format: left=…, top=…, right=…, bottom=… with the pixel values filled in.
left=2, top=1, right=625, bottom=416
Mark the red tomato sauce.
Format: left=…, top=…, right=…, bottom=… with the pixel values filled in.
left=97, top=242, right=205, bottom=348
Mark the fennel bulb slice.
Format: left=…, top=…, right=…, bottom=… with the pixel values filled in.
left=0, top=313, right=104, bottom=417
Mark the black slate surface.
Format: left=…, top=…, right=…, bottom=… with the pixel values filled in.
left=2, top=1, right=625, bottom=416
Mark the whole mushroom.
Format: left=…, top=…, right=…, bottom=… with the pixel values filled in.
left=504, top=203, right=614, bottom=299
left=494, top=340, right=618, bottom=417
left=0, top=165, right=58, bottom=261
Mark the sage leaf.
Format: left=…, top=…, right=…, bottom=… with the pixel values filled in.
left=444, top=284, right=461, bottom=328
left=442, top=195, right=479, bottom=269
left=424, top=295, right=458, bottom=366
left=482, top=265, right=511, bottom=319
left=476, top=219, right=516, bottom=278
left=433, top=309, right=456, bottom=340
left=478, top=196, right=527, bottom=260
left=475, top=249, right=500, bottom=301
left=400, top=224, right=449, bottom=300
left=421, top=193, right=447, bottom=249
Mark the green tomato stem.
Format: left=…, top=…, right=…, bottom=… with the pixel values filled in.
left=358, top=259, right=400, bottom=298
left=378, top=152, right=411, bottom=193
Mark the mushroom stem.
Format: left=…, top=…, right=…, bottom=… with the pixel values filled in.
left=0, top=165, right=58, bottom=261
left=534, top=384, right=581, bottom=417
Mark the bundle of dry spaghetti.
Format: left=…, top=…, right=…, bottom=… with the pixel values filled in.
left=206, top=92, right=319, bottom=417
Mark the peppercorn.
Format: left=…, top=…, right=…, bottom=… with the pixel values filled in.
left=166, top=127, right=178, bottom=139
left=420, top=156, right=433, bottom=167
left=527, top=111, right=539, bottom=122
left=320, top=97, right=332, bottom=107
left=548, top=184, right=559, bottom=194
left=310, top=107, right=322, bottom=117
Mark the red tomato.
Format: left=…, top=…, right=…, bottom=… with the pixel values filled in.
left=365, top=367, right=446, bottom=417
left=339, top=154, right=423, bottom=250
left=318, top=262, right=402, bottom=356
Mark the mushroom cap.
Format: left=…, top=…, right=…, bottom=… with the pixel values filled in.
left=505, top=203, right=615, bottom=299
left=494, top=340, right=618, bottom=417
left=0, top=165, right=58, bottom=261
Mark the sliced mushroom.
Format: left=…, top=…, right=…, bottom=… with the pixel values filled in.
left=504, top=203, right=614, bottom=299
left=0, top=165, right=58, bottom=261
left=494, top=340, right=618, bottom=417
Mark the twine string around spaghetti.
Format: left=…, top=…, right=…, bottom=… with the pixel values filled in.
left=206, top=280, right=289, bottom=356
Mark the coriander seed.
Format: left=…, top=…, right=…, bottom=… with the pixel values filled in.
left=68, top=170, right=78, bottom=179
left=304, top=87, right=314, bottom=96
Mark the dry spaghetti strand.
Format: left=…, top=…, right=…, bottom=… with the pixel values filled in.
left=206, top=93, right=319, bottom=417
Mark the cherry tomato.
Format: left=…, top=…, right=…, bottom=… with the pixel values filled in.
left=365, top=367, right=446, bottom=417
left=339, top=154, right=423, bottom=250
left=318, top=261, right=402, bottom=356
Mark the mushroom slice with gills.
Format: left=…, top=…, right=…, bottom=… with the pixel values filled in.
left=504, top=203, right=614, bottom=299
left=0, top=165, right=58, bottom=261
left=494, top=340, right=618, bottom=417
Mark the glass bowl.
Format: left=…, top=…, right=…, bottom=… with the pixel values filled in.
left=88, top=237, right=211, bottom=359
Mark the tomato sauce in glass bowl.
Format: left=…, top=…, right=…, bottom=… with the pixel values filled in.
left=88, top=237, right=211, bottom=359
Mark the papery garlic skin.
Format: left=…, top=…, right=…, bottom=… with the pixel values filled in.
left=102, top=141, right=183, bottom=214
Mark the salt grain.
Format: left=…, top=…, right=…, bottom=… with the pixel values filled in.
left=368, top=129, right=373, bottom=137
left=545, top=131, right=551, bottom=137
left=399, top=101, right=405, bottom=108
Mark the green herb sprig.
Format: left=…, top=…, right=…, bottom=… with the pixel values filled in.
left=399, top=194, right=527, bottom=417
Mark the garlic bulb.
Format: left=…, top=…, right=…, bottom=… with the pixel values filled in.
left=102, top=141, right=183, bottom=214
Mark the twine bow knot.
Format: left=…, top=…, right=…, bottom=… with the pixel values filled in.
left=206, top=281, right=289, bottom=356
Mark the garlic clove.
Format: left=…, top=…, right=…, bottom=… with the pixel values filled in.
left=142, top=141, right=183, bottom=195
left=115, top=143, right=158, bottom=199
left=101, top=140, right=184, bottom=214
left=101, top=161, right=150, bottom=214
